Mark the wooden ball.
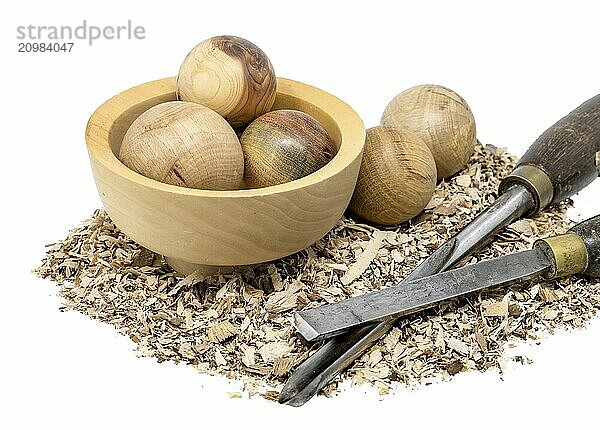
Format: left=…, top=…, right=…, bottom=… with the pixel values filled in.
left=177, top=35, right=277, bottom=128
left=349, top=126, right=437, bottom=225
left=381, top=84, right=476, bottom=179
left=118, top=101, right=244, bottom=190
left=240, top=110, right=337, bottom=188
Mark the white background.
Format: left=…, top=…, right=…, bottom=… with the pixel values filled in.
left=2, top=1, right=599, bottom=428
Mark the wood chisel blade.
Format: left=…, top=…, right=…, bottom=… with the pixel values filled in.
left=294, top=248, right=552, bottom=342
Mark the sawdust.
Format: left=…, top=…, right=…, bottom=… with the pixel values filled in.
left=35, top=143, right=600, bottom=400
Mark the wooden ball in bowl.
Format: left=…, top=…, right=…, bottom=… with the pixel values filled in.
left=118, top=101, right=243, bottom=190
left=86, top=77, right=365, bottom=274
left=177, top=35, right=277, bottom=128
left=381, top=84, right=476, bottom=179
left=241, top=109, right=337, bottom=188
left=349, top=126, right=436, bottom=225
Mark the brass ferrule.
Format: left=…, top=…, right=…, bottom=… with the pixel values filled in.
left=499, top=164, right=553, bottom=213
left=534, top=233, right=589, bottom=279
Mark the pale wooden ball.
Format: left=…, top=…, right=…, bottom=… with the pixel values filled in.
left=381, top=84, right=476, bottom=179
left=177, top=35, right=277, bottom=129
left=118, top=101, right=244, bottom=190
left=349, top=126, right=437, bottom=225
left=240, top=110, right=337, bottom=188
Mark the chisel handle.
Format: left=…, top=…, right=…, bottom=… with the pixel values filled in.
left=535, top=214, right=600, bottom=278
left=500, top=95, right=600, bottom=212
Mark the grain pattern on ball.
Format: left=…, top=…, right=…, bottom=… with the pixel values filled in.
left=177, top=35, right=277, bottom=128
left=240, top=109, right=337, bottom=188
left=381, top=84, right=476, bottom=179
left=118, top=101, right=244, bottom=190
left=349, top=126, right=437, bottom=225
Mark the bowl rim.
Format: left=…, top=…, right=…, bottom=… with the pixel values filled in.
left=86, top=76, right=365, bottom=198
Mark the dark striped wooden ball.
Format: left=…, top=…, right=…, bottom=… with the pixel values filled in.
left=240, top=110, right=337, bottom=188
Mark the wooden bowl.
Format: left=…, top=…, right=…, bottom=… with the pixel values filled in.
left=86, top=77, right=365, bottom=274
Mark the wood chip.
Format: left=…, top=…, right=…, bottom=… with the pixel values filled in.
left=265, top=281, right=302, bottom=314
left=455, top=175, right=471, bottom=187
left=207, top=321, right=238, bottom=343
left=341, top=233, right=385, bottom=285
left=483, top=300, right=509, bottom=317
left=446, top=360, right=463, bottom=375
left=272, top=356, right=295, bottom=377
left=258, top=341, right=292, bottom=363
left=446, top=337, right=470, bottom=356
left=509, top=219, right=534, bottom=236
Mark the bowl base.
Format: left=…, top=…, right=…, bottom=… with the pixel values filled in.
left=166, top=257, right=239, bottom=276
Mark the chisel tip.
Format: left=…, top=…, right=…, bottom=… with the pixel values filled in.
left=278, top=373, right=320, bottom=406
left=277, top=379, right=305, bottom=406
left=293, top=312, right=320, bottom=342
left=277, top=386, right=296, bottom=405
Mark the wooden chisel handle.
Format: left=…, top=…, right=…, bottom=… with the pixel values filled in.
left=500, top=95, right=600, bottom=212
left=535, top=214, right=600, bottom=278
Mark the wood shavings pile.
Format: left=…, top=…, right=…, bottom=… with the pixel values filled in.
left=35, top=143, right=600, bottom=400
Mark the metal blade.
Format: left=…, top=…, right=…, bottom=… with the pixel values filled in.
left=279, top=184, right=536, bottom=406
left=295, top=249, right=551, bottom=341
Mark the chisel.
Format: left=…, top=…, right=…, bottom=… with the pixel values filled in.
left=295, top=215, right=600, bottom=341
left=279, top=95, right=600, bottom=406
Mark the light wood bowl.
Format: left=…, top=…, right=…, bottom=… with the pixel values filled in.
left=86, top=77, right=365, bottom=274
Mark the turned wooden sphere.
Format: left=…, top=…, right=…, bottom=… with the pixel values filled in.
left=349, top=126, right=437, bottom=225
left=381, top=84, right=476, bottom=179
left=240, top=109, right=337, bottom=188
left=177, top=35, right=277, bottom=128
left=118, top=101, right=244, bottom=190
